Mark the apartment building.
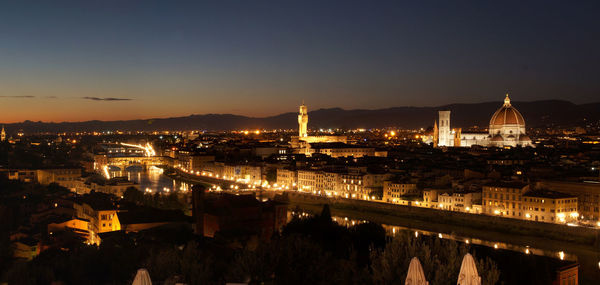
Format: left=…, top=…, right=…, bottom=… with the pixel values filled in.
left=482, top=181, right=529, bottom=218
left=522, top=191, right=578, bottom=223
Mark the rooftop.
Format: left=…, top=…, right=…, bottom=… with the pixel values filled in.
left=523, top=190, right=577, bottom=199
left=309, top=142, right=371, bottom=149
left=484, top=181, right=529, bottom=189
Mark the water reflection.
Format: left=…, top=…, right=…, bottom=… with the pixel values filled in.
left=289, top=210, right=578, bottom=263
left=107, top=166, right=193, bottom=194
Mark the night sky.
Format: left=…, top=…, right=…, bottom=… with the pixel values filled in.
left=1, top=1, right=598, bottom=122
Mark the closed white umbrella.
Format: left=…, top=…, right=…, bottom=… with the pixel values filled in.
left=132, top=268, right=152, bottom=285
left=457, top=253, right=481, bottom=285
left=405, top=257, right=429, bottom=285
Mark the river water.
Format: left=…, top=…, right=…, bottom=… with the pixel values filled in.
left=107, top=166, right=193, bottom=193
left=112, top=169, right=600, bottom=282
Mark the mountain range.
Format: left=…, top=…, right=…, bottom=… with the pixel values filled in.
left=2, top=100, right=599, bottom=133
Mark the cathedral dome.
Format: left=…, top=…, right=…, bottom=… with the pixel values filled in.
left=489, top=94, right=525, bottom=127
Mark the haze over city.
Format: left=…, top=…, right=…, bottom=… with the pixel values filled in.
left=1, top=1, right=599, bottom=122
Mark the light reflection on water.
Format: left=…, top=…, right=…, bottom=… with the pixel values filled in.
left=289, top=210, right=578, bottom=263
left=107, top=166, right=193, bottom=194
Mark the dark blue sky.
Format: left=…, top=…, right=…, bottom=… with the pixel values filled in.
left=0, top=1, right=598, bottom=122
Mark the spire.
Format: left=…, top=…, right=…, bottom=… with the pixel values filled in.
left=504, top=93, right=511, bottom=106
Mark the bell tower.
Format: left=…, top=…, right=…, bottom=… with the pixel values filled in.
left=298, top=102, right=308, bottom=137
left=438, top=111, right=451, bottom=146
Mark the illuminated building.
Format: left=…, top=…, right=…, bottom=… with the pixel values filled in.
left=308, top=142, right=380, bottom=158
left=522, top=191, right=578, bottom=223
left=36, top=168, right=82, bottom=186
left=339, top=172, right=391, bottom=200
left=438, top=191, right=482, bottom=213
left=297, top=170, right=322, bottom=193
left=0, top=125, right=5, bottom=142
left=425, top=94, right=534, bottom=148
left=290, top=102, right=347, bottom=152
left=276, top=168, right=297, bottom=189
left=298, top=102, right=308, bottom=137
left=383, top=181, right=418, bottom=203
left=73, top=198, right=121, bottom=245
left=536, top=180, right=600, bottom=221
left=482, top=181, right=529, bottom=217
left=422, top=189, right=444, bottom=208
left=437, top=111, right=451, bottom=146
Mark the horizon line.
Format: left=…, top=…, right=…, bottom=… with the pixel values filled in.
left=0, top=98, right=594, bottom=125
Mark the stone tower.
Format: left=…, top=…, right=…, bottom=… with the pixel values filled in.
left=298, top=102, right=308, bottom=137
left=438, top=111, right=451, bottom=146
left=433, top=121, right=439, bottom=148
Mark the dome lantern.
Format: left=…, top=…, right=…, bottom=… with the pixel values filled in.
left=503, top=93, right=511, bottom=106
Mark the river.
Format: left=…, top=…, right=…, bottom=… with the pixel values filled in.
left=110, top=169, right=600, bottom=283
left=107, top=166, right=194, bottom=193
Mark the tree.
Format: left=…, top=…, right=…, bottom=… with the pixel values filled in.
left=265, top=168, right=277, bottom=184
left=123, top=187, right=144, bottom=203
left=371, top=232, right=500, bottom=285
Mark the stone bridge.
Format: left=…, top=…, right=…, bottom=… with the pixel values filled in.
left=94, top=155, right=172, bottom=171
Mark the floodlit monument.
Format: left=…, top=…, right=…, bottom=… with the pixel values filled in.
left=424, top=94, right=534, bottom=148
left=290, top=102, right=347, bottom=150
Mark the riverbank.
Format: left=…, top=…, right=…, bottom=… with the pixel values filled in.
left=163, top=168, right=214, bottom=188
left=282, top=192, right=599, bottom=246
left=280, top=191, right=600, bottom=282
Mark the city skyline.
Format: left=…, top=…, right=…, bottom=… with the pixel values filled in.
left=1, top=1, right=599, bottom=122
left=2, top=1, right=599, bottom=284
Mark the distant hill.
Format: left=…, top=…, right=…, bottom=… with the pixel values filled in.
left=2, top=100, right=599, bottom=133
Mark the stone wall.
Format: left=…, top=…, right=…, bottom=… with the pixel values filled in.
left=283, top=192, right=600, bottom=246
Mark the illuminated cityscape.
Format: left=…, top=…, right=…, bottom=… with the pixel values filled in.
left=1, top=1, right=600, bottom=284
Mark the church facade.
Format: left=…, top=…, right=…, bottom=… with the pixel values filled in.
left=425, top=94, right=534, bottom=148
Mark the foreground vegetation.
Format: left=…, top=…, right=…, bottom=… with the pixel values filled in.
left=1, top=196, right=500, bottom=285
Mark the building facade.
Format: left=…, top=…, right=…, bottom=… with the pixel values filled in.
left=382, top=181, right=418, bottom=203
left=482, top=182, right=529, bottom=218
left=424, top=94, right=534, bottom=148
left=522, top=191, right=578, bottom=223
